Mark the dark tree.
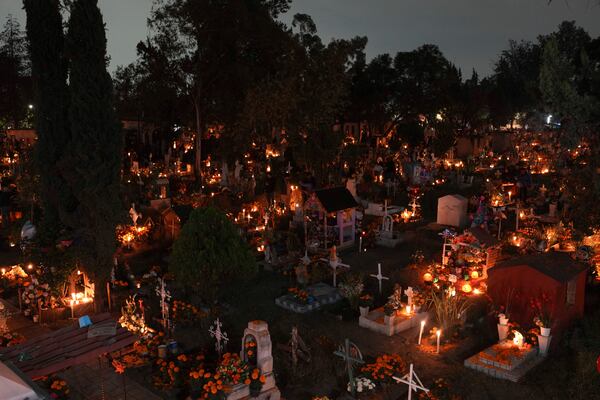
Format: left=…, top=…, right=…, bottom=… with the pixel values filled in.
left=0, top=15, right=31, bottom=130
left=488, top=40, right=541, bottom=126
left=62, top=0, right=123, bottom=307
left=170, top=207, right=256, bottom=301
left=23, top=0, right=71, bottom=239
left=147, top=0, right=294, bottom=179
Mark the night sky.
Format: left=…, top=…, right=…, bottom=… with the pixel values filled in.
left=2, top=0, right=600, bottom=76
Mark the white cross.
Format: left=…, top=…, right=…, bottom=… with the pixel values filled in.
left=320, top=257, right=350, bottom=287
left=404, top=287, right=415, bottom=306
left=209, top=318, right=229, bottom=358
left=393, top=363, right=429, bottom=400
left=370, top=263, right=389, bottom=294
left=300, top=250, right=311, bottom=265
left=155, top=278, right=171, bottom=331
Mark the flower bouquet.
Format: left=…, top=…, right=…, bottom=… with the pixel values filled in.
left=347, top=376, right=375, bottom=394
left=244, top=339, right=258, bottom=366
left=0, top=331, right=25, bottom=347
left=245, top=368, right=266, bottom=397
left=361, top=353, right=405, bottom=385
left=530, top=294, right=553, bottom=335
left=42, top=376, right=70, bottom=400
left=358, top=294, right=373, bottom=308
left=216, top=353, right=249, bottom=386
left=288, top=287, right=310, bottom=304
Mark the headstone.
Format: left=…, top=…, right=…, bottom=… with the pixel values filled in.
left=225, top=320, right=281, bottom=400
left=437, top=195, right=468, bottom=227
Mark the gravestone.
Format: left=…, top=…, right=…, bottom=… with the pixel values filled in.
left=226, top=321, right=281, bottom=400
left=437, top=195, right=468, bottom=227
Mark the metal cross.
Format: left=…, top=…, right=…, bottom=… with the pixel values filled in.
left=370, top=263, right=389, bottom=294
left=333, top=338, right=364, bottom=397
left=155, top=278, right=171, bottom=331
left=209, top=318, right=229, bottom=358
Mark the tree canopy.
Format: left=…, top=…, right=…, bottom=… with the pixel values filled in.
left=170, top=207, right=256, bottom=301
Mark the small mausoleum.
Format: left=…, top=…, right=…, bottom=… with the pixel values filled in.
left=305, top=187, right=358, bottom=249
left=488, top=252, right=587, bottom=338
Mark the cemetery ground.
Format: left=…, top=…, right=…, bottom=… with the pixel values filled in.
left=6, top=179, right=598, bottom=399
left=116, top=223, right=600, bottom=400
left=129, top=220, right=592, bottom=400
left=167, top=247, right=596, bottom=400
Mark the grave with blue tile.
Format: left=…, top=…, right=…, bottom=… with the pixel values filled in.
left=275, top=283, right=342, bottom=313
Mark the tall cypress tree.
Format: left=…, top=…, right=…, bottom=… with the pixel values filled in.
left=63, top=0, right=123, bottom=306
left=23, top=0, right=73, bottom=239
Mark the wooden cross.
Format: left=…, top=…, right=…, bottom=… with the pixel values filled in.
left=393, top=363, right=429, bottom=400
left=333, top=338, right=364, bottom=397
left=319, top=257, right=350, bottom=287
left=370, top=263, right=389, bottom=294
left=208, top=318, right=229, bottom=358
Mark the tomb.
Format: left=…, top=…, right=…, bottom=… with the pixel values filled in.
left=275, top=283, right=342, bottom=314
left=464, top=340, right=544, bottom=382
left=359, top=307, right=428, bottom=336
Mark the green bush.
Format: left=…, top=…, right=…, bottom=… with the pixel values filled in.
left=170, top=207, right=256, bottom=301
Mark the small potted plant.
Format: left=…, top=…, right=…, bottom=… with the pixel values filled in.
left=358, top=294, right=373, bottom=316
left=383, top=303, right=395, bottom=324
left=530, top=294, right=553, bottom=337
left=534, top=315, right=552, bottom=337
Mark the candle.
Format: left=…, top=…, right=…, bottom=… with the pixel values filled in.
left=359, top=236, right=363, bottom=253
left=508, top=191, right=512, bottom=202
left=418, top=320, right=425, bottom=345
left=436, top=330, right=441, bottom=354
left=405, top=305, right=412, bottom=314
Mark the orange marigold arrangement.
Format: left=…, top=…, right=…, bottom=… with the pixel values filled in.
left=216, top=353, right=249, bottom=385
left=41, top=376, right=70, bottom=399
left=244, top=339, right=258, bottom=366
left=153, top=353, right=196, bottom=389
left=418, top=378, right=462, bottom=400
left=245, top=367, right=266, bottom=395
left=0, top=331, right=25, bottom=347
left=288, top=287, right=309, bottom=304
left=360, top=353, right=406, bottom=384
left=172, top=300, right=206, bottom=325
